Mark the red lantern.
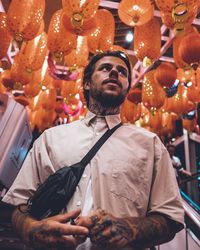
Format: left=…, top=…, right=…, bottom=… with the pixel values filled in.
left=127, top=88, right=142, bottom=104
left=155, top=62, right=177, bottom=88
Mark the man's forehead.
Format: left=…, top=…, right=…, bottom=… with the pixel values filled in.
left=94, top=56, right=128, bottom=69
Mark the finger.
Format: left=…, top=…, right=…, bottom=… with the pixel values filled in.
left=51, top=209, right=82, bottom=223
left=58, top=224, right=89, bottom=236
left=90, top=218, right=112, bottom=235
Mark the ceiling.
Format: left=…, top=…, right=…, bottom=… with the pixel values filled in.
left=1, top=0, right=200, bottom=87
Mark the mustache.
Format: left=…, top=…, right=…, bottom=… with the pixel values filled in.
left=102, top=78, right=122, bottom=88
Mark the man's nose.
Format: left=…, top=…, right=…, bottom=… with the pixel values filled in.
left=109, top=68, right=118, bottom=78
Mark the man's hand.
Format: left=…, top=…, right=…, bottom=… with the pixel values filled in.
left=12, top=207, right=89, bottom=250
left=76, top=209, right=134, bottom=248
left=76, top=209, right=182, bottom=249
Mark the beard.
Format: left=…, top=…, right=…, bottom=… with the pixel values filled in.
left=90, top=87, right=127, bottom=108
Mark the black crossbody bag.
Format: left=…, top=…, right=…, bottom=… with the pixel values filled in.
left=27, top=123, right=122, bottom=219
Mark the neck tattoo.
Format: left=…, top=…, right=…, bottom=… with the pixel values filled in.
left=88, top=102, right=120, bottom=116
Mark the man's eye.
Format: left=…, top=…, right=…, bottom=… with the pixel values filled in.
left=118, top=69, right=127, bottom=77
left=101, top=66, right=111, bottom=71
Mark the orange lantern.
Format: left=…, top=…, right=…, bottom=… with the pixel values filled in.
left=61, top=80, right=81, bottom=99
left=165, top=84, right=195, bottom=114
left=7, top=0, right=45, bottom=42
left=62, top=0, right=100, bottom=33
left=173, top=25, right=198, bottom=68
left=155, top=0, right=174, bottom=12
left=41, top=88, right=57, bottom=110
left=183, top=117, right=197, bottom=132
left=187, top=67, right=200, bottom=102
left=47, top=10, right=77, bottom=63
left=142, top=70, right=166, bottom=110
left=1, top=70, right=15, bottom=89
left=118, top=0, right=154, bottom=26
left=134, top=17, right=161, bottom=65
left=176, top=67, right=195, bottom=83
left=10, top=55, right=33, bottom=86
left=160, top=111, right=178, bottom=136
left=87, top=9, right=115, bottom=53
left=121, top=99, right=141, bottom=123
left=17, top=32, right=48, bottom=72
left=155, top=62, right=177, bottom=88
left=178, top=33, right=200, bottom=65
left=127, top=88, right=142, bottom=104
left=23, top=69, right=43, bottom=98
left=148, top=110, right=162, bottom=131
left=0, top=12, right=12, bottom=60
left=65, top=36, right=89, bottom=67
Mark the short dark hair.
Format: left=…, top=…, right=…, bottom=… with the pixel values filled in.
left=82, top=51, right=132, bottom=106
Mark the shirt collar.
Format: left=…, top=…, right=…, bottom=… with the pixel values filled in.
left=84, top=110, right=121, bottom=129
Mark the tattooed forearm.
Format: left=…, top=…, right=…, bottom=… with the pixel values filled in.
left=12, top=205, right=36, bottom=243
left=126, top=213, right=180, bottom=248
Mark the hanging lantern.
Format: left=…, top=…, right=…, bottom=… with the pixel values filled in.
left=0, top=12, right=12, bottom=60
left=41, top=88, right=57, bottom=110
left=1, top=70, right=15, bottom=89
left=10, top=54, right=33, bottom=87
left=17, top=32, right=48, bottom=72
left=23, top=68, right=45, bottom=98
left=176, top=67, right=195, bottom=83
left=173, top=25, right=198, bottom=68
left=134, top=17, right=161, bottom=66
left=160, top=111, right=178, bottom=136
left=47, top=10, right=77, bottom=63
left=160, top=10, right=174, bottom=29
left=148, top=110, right=162, bottom=131
left=61, top=80, right=81, bottom=99
left=64, top=36, right=89, bottom=67
left=62, top=0, right=100, bottom=34
left=155, top=62, right=177, bottom=88
left=155, top=0, right=174, bottom=12
left=7, top=0, right=45, bottom=42
left=187, top=67, right=200, bottom=102
left=165, top=84, right=195, bottom=114
left=127, top=88, right=142, bottom=104
left=118, top=0, right=154, bottom=26
left=142, top=70, right=166, bottom=110
left=121, top=99, right=141, bottom=123
left=87, top=9, right=115, bottom=53
left=183, top=117, right=197, bottom=132
left=178, top=33, right=200, bottom=66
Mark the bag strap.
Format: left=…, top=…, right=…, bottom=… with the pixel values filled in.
left=80, top=122, right=122, bottom=167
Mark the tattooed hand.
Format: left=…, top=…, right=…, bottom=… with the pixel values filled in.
left=76, top=209, right=135, bottom=248
left=12, top=207, right=89, bottom=250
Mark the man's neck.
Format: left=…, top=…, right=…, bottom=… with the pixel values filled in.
left=88, top=102, right=120, bottom=116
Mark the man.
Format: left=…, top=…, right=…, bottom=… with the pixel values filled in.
left=167, top=143, right=192, bottom=182
left=2, top=51, right=184, bottom=250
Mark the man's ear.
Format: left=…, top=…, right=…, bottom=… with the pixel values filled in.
left=84, top=81, right=90, bottom=90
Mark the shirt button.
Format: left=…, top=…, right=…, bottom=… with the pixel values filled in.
left=82, top=174, right=87, bottom=178
left=76, top=201, right=81, bottom=206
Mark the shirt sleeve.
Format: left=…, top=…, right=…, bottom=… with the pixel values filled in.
left=147, top=136, right=185, bottom=227
left=2, top=130, right=55, bottom=206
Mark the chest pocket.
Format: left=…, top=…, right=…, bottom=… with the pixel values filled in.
left=110, top=159, right=146, bottom=202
